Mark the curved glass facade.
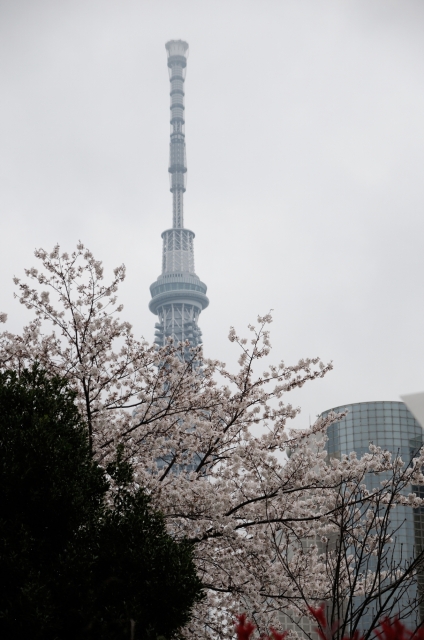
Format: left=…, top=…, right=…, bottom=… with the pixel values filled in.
left=321, top=401, right=424, bottom=630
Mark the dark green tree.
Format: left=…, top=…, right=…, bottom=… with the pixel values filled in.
left=0, top=367, right=203, bottom=640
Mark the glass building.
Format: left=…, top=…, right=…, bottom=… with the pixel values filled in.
left=321, top=401, right=424, bottom=631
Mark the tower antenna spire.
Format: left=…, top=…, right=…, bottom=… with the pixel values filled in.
left=148, top=41, right=209, bottom=349
left=166, top=39, right=188, bottom=229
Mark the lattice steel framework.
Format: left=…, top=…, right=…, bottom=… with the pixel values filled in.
left=149, top=41, right=209, bottom=348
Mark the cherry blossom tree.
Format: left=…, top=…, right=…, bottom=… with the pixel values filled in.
left=1, top=243, right=424, bottom=639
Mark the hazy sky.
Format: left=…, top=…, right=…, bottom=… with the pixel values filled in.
left=1, top=0, right=423, bottom=427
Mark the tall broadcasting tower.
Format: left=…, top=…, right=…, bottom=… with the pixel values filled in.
left=149, top=40, right=209, bottom=348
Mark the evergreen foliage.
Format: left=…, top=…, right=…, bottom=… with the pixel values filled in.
left=0, top=367, right=203, bottom=640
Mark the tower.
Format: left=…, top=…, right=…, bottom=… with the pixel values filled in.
left=149, top=40, right=209, bottom=348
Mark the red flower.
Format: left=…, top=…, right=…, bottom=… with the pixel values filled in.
left=308, top=604, right=328, bottom=631
left=235, top=614, right=256, bottom=640
left=308, top=604, right=340, bottom=640
left=374, top=617, right=412, bottom=640
left=235, top=615, right=288, bottom=640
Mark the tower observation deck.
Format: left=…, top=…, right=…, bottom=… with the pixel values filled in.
left=149, top=40, right=209, bottom=348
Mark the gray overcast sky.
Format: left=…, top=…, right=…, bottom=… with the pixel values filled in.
left=0, top=0, right=423, bottom=427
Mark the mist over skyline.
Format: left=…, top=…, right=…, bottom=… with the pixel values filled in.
left=0, top=0, right=423, bottom=426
